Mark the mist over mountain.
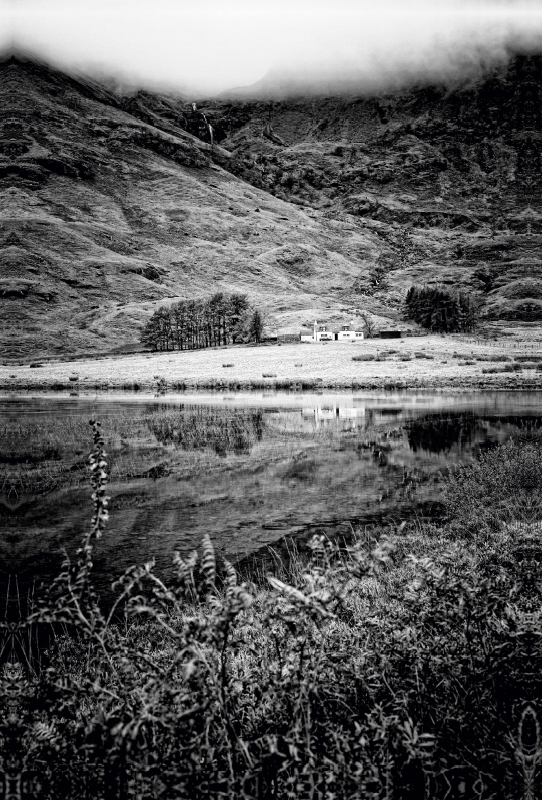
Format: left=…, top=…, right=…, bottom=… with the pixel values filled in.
left=0, top=48, right=541, bottom=361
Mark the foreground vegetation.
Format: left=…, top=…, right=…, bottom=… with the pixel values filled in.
left=2, top=424, right=542, bottom=798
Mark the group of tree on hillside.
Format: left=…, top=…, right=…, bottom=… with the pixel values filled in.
left=140, top=282, right=480, bottom=351
left=404, top=285, right=480, bottom=333
left=141, top=293, right=264, bottom=351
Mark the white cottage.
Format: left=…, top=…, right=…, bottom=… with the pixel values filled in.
left=300, top=320, right=364, bottom=342
left=300, top=322, right=333, bottom=342
left=335, top=321, right=365, bottom=341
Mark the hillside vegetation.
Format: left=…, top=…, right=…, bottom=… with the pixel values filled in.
left=1, top=52, right=540, bottom=361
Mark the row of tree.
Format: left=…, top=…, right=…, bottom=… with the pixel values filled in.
left=404, top=285, right=480, bottom=332
left=141, top=293, right=264, bottom=351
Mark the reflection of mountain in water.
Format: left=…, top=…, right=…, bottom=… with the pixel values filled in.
left=406, top=413, right=542, bottom=454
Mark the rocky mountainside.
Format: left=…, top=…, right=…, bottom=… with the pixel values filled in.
left=1, top=52, right=541, bottom=361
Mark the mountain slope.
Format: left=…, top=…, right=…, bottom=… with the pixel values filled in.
left=1, top=52, right=541, bottom=361
left=194, top=54, right=542, bottom=322
left=0, top=55, right=396, bottom=362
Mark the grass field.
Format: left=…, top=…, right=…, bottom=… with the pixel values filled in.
left=3, top=329, right=542, bottom=391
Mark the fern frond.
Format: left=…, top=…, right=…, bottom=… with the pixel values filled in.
left=223, top=559, right=237, bottom=589
left=173, top=549, right=198, bottom=583
left=267, top=576, right=311, bottom=605
left=201, top=534, right=216, bottom=590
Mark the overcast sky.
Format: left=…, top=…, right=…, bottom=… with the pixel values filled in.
left=2, top=0, right=542, bottom=95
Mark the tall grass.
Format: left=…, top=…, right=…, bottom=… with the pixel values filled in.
left=1, top=409, right=267, bottom=496
left=147, top=408, right=265, bottom=456
left=2, top=425, right=542, bottom=798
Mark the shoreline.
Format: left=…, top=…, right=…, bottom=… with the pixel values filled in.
left=3, top=377, right=542, bottom=392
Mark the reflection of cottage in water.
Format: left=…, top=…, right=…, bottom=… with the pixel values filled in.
left=302, top=405, right=366, bottom=427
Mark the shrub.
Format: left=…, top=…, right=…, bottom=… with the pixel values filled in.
left=444, top=439, right=542, bottom=534
left=482, top=363, right=522, bottom=373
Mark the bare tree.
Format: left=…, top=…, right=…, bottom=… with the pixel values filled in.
left=360, top=312, right=378, bottom=339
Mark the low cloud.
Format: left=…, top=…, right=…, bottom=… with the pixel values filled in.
left=2, top=0, right=542, bottom=97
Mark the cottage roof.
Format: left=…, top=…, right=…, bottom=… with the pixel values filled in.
left=331, top=323, right=364, bottom=333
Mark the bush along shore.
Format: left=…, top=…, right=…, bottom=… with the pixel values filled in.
left=2, top=423, right=542, bottom=798
left=5, top=373, right=542, bottom=393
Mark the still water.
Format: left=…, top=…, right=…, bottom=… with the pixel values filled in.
left=1, top=390, right=541, bottom=602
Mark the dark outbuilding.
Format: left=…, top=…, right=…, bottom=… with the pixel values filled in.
left=379, top=330, right=403, bottom=339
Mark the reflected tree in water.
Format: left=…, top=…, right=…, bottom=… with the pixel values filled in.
left=407, top=413, right=484, bottom=454
left=408, top=414, right=542, bottom=455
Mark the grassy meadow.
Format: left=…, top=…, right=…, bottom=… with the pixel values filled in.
left=3, top=328, right=542, bottom=391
